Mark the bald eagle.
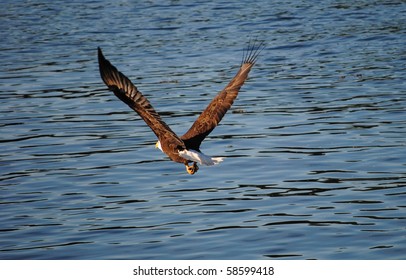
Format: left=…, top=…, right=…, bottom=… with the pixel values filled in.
left=98, top=42, right=263, bottom=174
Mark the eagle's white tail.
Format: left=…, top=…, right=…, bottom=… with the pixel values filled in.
left=178, top=149, right=224, bottom=166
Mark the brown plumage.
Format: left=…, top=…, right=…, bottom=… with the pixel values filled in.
left=97, top=41, right=263, bottom=174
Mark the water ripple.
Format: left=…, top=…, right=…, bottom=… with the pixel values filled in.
left=1, top=0, right=405, bottom=260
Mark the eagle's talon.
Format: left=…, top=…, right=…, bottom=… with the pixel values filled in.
left=186, top=162, right=199, bottom=175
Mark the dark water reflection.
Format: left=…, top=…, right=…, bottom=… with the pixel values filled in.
left=1, top=0, right=405, bottom=259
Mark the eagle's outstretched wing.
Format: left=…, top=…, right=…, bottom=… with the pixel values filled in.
left=181, top=41, right=264, bottom=150
left=98, top=47, right=184, bottom=148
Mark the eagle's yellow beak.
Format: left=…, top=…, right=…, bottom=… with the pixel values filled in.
left=155, top=141, right=162, bottom=151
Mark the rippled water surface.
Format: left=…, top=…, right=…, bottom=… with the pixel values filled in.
left=1, top=0, right=405, bottom=259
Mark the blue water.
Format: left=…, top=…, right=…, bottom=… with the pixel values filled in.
left=1, top=0, right=405, bottom=259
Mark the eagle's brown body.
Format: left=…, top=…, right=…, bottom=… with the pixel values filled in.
left=98, top=42, right=263, bottom=174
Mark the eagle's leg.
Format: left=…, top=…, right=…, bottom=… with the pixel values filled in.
left=185, top=162, right=199, bottom=175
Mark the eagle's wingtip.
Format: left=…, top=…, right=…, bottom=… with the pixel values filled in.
left=242, top=39, right=266, bottom=65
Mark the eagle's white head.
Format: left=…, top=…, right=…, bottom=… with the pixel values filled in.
left=155, top=140, right=163, bottom=152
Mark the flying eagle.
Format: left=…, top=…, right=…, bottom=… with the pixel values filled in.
left=98, top=42, right=263, bottom=174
